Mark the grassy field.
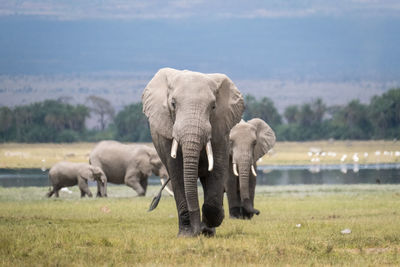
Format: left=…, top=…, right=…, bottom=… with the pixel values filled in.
left=1, top=140, right=400, bottom=169
left=0, top=185, right=399, bottom=266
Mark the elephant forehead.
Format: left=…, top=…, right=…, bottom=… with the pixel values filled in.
left=230, top=122, right=257, bottom=140
left=170, top=72, right=217, bottom=92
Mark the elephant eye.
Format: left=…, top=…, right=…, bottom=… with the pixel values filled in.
left=211, top=101, right=216, bottom=110
left=171, top=99, right=176, bottom=109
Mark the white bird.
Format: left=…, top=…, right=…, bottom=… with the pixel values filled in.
left=395, top=151, right=400, bottom=157
left=341, top=154, right=347, bottom=162
left=340, top=165, right=347, bottom=174
left=352, top=153, right=359, bottom=162
left=307, top=152, right=313, bottom=157
left=353, top=164, right=359, bottom=173
left=61, top=188, right=73, bottom=194
left=375, top=151, right=381, bottom=156
left=364, top=152, right=368, bottom=158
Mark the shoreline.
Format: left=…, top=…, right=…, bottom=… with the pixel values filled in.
left=1, top=140, right=399, bottom=168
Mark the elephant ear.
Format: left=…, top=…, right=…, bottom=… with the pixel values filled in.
left=136, top=148, right=153, bottom=177
left=248, top=118, right=276, bottom=161
left=208, top=74, right=245, bottom=137
left=142, top=68, right=180, bottom=139
left=80, top=166, right=95, bottom=181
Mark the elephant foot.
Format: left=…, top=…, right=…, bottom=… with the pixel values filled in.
left=229, top=207, right=243, bottom=219
left=177, top=227, right=195, bottom=237
left=242, top=209, right=254, bottom=220
left=202, top=204, right=224, bottom=227
left=201, top=222, right=215, bottom=237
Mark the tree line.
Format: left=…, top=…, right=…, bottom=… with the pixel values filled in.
left=0, top=88, right=399, bottom=143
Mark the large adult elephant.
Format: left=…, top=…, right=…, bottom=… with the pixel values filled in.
left=226, top=118, right=276, bottom=219
left=142, top=68, right=244, bottom=236
left=89, top=140, right=170, bottom=197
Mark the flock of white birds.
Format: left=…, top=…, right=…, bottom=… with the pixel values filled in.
left=308, top=149, right=400, bottom=174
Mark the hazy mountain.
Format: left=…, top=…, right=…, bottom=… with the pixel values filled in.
left=0, top=1, right=399, bottom=109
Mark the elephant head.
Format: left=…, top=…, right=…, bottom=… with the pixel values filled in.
left=229, top=118, right=275, bottom=218
left=142, top=68, right=244, bottom=234
left=82, top=165, right=107, bottom=197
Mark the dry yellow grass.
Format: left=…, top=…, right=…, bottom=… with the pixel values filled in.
left=0, top=140, right=400, bottom=168
left=261, top=140, right=400, bottom=165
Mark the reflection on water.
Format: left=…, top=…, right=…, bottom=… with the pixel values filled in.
left=0, top=169, right=162, bottom=187
left=258, top=163, right=400, bottom=185
left=1, top=163, right=400, bottom=187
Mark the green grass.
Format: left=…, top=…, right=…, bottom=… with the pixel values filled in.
left=1, top=185, right=400, bottom=266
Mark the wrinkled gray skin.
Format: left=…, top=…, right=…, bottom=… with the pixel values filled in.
left=142, top=68, right=244, bottom=237
left=226, top=118, right=276, bottom=219
left=89, top=140, right=170, bottom=197
left=47, top=161, right=106, bottom=198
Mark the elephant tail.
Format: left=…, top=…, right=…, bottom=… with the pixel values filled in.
left=148, top=177, right=171, bottom=212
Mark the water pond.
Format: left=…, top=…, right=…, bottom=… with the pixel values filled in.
left=1, top=163, right=399, bottom=187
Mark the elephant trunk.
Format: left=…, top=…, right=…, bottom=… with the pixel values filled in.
left=238, top=161, right=259, bottom=216
left=238, top=162, right=251, bottom=201
left=181, top=136, right=203, bottom=235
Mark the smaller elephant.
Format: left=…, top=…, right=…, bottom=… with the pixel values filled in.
left=47, top=161, right=106, bottom=198
left=89, top=141, right=170, bottom=197
left=226, top=118, right=276, bottom=219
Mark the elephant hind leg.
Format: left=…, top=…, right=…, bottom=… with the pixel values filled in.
left=46, top=188, right=55, bottom=198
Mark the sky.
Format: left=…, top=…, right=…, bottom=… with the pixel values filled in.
left=0, top=0, right=399, bottom=108
left=1, top=0, right=400, bottom=20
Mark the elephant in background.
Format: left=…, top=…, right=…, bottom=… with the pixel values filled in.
left=47, top=161, right=106, bottom=198
left=142, top=68, right=244, bottom=236
left=226, top=118, right=276, bottom=219
left=89, top=140, right=170, bottom=197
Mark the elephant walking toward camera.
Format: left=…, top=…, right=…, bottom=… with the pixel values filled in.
left=142, top=68, right=244, bottom=236
left=47, top=161, right=106, bottom=198
left=89, top=140, right=170, bottom=197
left=226, top=118, right=276, bottom=219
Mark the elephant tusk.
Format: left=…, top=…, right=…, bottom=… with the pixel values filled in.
left=170, top=139, right=178, bottom=159
left=233, top=163, right=239, bottom=176
left=206, top=140, right=214, bottom=171
left=251, top=165, right=257, bottom=177
left=160, top=178, right=174, bottom=196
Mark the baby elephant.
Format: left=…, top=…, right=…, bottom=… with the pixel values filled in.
left=47, top=161, right=106, bottom=198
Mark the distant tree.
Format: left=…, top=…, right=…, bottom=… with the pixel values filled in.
left=114, top=102, right=151, bottom=142
left=10, top=100, right=89, bottom=142
left=283, top=105, right=299, bottom=123
left=330, top=100, right=373, bottom=139
left=368, top=88, right=400, bottom=139
left=86, top=95, right=115, bottom=131
left=0, top=107, right=13, bottom=141
left=243, top=94, right=282, bottom=128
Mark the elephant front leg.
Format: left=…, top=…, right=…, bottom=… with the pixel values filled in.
left=199, top=147, right=226, bottom=234
left=96, top=182, right=102, bottom=197
left=139, top=177, right=148, bottom=196
left=125, top=175, right=145, bottom=196
left=226, top=162, right=243, bottom=219
left=78, top=179, right=93, bottom=198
